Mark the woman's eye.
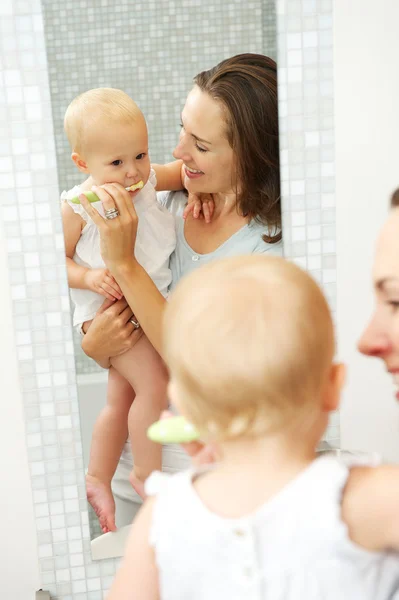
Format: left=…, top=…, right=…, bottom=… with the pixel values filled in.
left=111, top=160, right=122, bottom=166
left=388, top=301, right=399, bottom=311
left=195, top=143, right=207, bottom=153
left=180, top=121, right=207, bottom=152
left=136, top=153, right=146, bottom=160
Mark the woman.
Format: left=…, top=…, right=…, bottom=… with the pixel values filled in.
left=358, top=189, right=399, bottom=383
left=80, top=53, right=283, bottom=526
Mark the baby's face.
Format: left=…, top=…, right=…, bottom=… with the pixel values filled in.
left=83, top=118, right=151, bottom=190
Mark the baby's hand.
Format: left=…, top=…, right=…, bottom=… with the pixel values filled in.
left=183, top=193, right=215, bottom=224
left=84, top=268, right=123, bottom=301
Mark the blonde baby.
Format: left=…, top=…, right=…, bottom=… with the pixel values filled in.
left=61, top=88, right=182, bottom=533
left=108, top=255, right=399, bottom=600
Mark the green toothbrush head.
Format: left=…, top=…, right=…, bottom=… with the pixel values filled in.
left=147, top=416, right=200, bottom=444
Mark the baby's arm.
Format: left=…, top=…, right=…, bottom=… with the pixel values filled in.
left=342, top=464, right=399, bottom=551
left=152, top=160, right=184, bottom=191
left=61, top=202, right=89, bottom=288
left=61, top=202, right=123, bottom=301
left=107, top=498, right=159, bottom=600
left=151, top=160, right=215, bottom=222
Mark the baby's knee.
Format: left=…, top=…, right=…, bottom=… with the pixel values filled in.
left=138, top=372, right=169, bottom=403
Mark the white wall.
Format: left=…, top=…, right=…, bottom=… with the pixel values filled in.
left=0, top=225, right=41, bottom=596
left=335, top=0, right=399, bottom=460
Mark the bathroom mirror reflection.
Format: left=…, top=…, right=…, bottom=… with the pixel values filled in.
left=41, top=0, right=278, bottom=557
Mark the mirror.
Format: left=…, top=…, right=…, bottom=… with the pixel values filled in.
left=41, top=0, right=278, bottom=557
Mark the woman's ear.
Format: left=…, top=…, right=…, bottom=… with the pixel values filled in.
left=71, top=152, right=89, bottom=174
left=323, top=362, right=346, bottom=413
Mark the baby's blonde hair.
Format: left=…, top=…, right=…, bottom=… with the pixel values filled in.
left=64, top=87, right=142, bottom=154
left=164, top=255, right=335, bottom=441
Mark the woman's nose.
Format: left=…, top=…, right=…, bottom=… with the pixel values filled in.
left=173, top=143, right=184, bottom=160
left=357, top=319, right=391, bottom=357
left=172, top=145, right=181, bottom=160
left=173, top=137, right=190, bottom=162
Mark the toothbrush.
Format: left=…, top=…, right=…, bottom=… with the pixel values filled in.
left=70, top=180, right=144, bottom=204
left=147, top=415, right=200, bottom=444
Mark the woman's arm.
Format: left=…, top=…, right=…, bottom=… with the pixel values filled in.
left=114, top=259, right=166, bottom=354
left=79, top=183, right=170, bottom=355
left=107, top=498, right=159, bottom=600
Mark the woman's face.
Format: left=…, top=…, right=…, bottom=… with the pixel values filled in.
left=358, top=208, right=399, bottom=399
left=173, top=86, right=236, bottom=196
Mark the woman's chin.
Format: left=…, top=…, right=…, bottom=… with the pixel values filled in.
left=184, top=177, right=207, bottom=194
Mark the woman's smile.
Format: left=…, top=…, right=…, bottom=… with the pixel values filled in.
left=184, top=164, right=204, bottom=179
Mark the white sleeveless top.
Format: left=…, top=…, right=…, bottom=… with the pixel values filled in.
left=61, top=170, right=176, bottom=326
left=145, top=455, right=399, bottom=600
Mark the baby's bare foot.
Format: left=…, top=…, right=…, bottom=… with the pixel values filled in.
left=129, top=471, right=147, bottom=501
left=86, top=474, right=116, bottom=534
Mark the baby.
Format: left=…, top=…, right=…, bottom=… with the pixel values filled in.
left=108, top=255, right=399, bottom=600
left=61, top=88, right=183, bottom=533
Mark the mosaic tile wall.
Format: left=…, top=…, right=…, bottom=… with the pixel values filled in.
left=1, top=2, right=121, bottom=598
left=0, top=0, right=336, bottom=598
left=276, top=0, right=338, bottom=443
left=41, top=0, right=277, bottom=376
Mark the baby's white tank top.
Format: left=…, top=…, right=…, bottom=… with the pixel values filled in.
left=145, top=455, right=399, bottom=600
left=60, top=170, right=176, bottom=326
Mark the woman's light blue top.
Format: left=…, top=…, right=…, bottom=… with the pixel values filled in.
left=157, top=190, right=283, bottom=291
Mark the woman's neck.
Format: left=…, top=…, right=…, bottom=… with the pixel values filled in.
left=211, top=191, right=242, bottom=219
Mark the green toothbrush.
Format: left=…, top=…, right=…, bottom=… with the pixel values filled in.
left=69, top=180, right=144, bottom=204
left=147, top=416, right=200, bottom=444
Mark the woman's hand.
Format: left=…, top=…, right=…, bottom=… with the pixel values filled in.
left=81, top=298, right=143, bottom=367
left=79, top=183, right=139, bottom=273
left=183, top=192, right=215, bottom=224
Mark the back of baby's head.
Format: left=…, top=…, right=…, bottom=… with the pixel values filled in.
left=64, top=87, right=142, bottom=154
left=164, top=255, right=335, bottom=440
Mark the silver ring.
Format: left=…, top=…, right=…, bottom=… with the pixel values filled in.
left=105, top=207, right=119, bottom=216
left=104, top=207, right=120, bottom=220
left=129, top=317, right=140, bottom=329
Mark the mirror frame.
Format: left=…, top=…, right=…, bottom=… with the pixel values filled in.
left=0, top=1, right=336, bottom=596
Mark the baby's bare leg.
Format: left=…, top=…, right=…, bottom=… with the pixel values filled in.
left=86, top=366, right=135, bottom=533
left=81, top=317, right=135, bottom=533
left=111, top=335, right=168, bottom=499
left=87, top=366, right=133, bottom=481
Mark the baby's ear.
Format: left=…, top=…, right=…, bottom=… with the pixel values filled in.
left=323, top=362, right=346, bottom=412
left=336, top=362, right=347, bottom=390
left=71, top=152, right=89, bottom=174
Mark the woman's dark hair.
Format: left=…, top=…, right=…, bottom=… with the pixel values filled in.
left=194, top=53, right=281, bottom=243
left=391, top=188, right=399, bottom=208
